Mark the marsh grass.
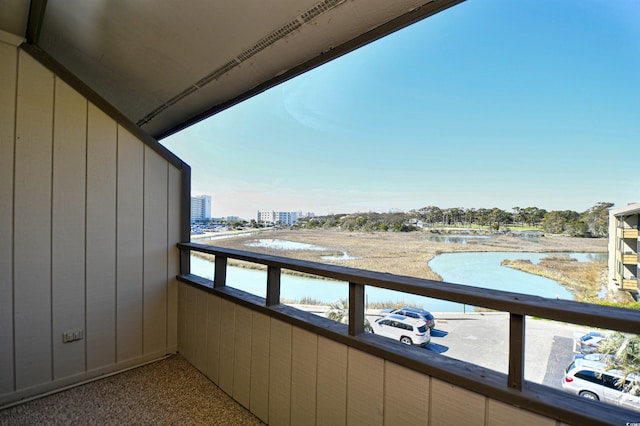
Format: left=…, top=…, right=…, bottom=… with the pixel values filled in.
left=501, top=256, right=605, bottom=301
left=200, top=229, right=605, bottom=276
left=193, top=229, right=609, bottom=304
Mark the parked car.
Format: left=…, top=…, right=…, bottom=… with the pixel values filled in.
left=372, top=314, right=430, bottom=346
left=561, top=357, right=640, bottom=411
left=574, top=331, right=607, bottom=354
left=380, top=307, right=435, bottom=329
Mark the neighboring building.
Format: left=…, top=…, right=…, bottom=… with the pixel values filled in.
left=191, top=195, right=212, bottom=223
left=608, top=203, right=640, bottom=300
left=257, top=210, right=299, bottom=226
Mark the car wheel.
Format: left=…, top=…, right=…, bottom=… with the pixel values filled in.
left=400, top=336, right=412, bottom=345
left=579, top=391, right=599, bottom=401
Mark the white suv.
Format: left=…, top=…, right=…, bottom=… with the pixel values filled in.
left=372, top=314, right=430, bottom=346
left=562, top=357, right=640, bottom=412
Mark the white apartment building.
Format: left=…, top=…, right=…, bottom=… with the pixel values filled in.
left=257, top=210, right=299, bottom=226
left=191, top=195, right=212, bottom=223
left=608, top=202, right=640, bottom=300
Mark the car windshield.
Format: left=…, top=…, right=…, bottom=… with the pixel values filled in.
left=566, top=361, right=576, bottom=373
left=418, top=325, right=427, bottom=333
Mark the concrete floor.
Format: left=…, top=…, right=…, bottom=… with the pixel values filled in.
left=0, top=355, right=263, bottom=426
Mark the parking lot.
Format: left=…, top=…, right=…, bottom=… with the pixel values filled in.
left=363, top=310, right=588, bottom=388
left=299, top=305, right=595, bottom=389
left=423, top=312, right=584, bottom=386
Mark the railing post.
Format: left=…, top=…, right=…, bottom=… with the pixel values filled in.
left=349, top=282, right=365, bottom=336
left=508, top=313, right=525, bottom=391
left=214, top=256, right=227, bottom=288
left=179, top=248, right=190, bottom=275
left=267, top=266, right=281, bottom=306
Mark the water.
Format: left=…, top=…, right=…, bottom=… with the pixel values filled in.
left=321, top=252, right=361, bottom=260
left=190, top=251, right=606, bottom=312
left=244, top=238, right=327, bottom=251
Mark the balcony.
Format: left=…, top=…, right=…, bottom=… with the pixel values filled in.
left=1, top=242, right=639, bottom=424
left=622, top=279, right=639, bottom=292
left=623, top=253, right=639, bottom=265
left=170, top=242, right=638, bottom=425
left=617, top=227, right=639, bottom=239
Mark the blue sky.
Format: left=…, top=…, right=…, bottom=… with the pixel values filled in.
left=161, top=0, right=640, bottom=220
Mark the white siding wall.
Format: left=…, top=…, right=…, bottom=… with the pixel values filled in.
left=0, top=42, right=182, bottom=406
left=178, top=284, right=560, bottom=426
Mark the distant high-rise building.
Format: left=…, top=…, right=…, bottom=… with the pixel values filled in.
left=257, top=210, right=301, bottom=226
left=191, top=195, right=212, bottom=223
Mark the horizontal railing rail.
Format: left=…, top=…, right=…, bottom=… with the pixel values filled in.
left=177, top=241, right=640, bottom=426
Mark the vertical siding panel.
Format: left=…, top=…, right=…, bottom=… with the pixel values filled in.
left=291, top=327, right=317, bottom=426
left=218, top=299, right=236, bottom=395
left=177, top=282, right=186, bottom=355
left=166, top=166, right=180, bottom=349
left=143, top=148, right=167, bottom=355
left=116, top=126, right=143, bottom=362
left=269, top=318, right=292, bottom=426
left=85, top=103, right=117, bottom=370
left=205, top=294, right=221, bottom=383
left=347, top=348, right=384, bottom=426
left=316, top=336, right=347, bottom=426
left=384, top=362, right=429, bottom=425
left=0, top=42, right=17, bottom=394
left=193, top=287, right=207, bottom=372
left=183, top=284, right=197, bottom=362
left=13, top=50, right=54, bottom=389
left=250, top=311, right=270, bottom=423
left=487, top=400, right=555, bottom=426
left=431, top=378, right=485, bottom=425
left=51, top=79, right=86, bottom=379
left=233, top=305, right=252, bottom=408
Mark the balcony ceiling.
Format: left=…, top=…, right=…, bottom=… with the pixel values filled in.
left=1, top=0, right=462, bottom=140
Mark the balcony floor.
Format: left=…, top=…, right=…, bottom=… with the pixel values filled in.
left=0, top=355, right=263, bottom=425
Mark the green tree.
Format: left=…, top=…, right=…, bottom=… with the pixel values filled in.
left=598, top=332, right=640, bottom=394
left=581, top=202, right=614, bottom=237
left=417, top=206, right=443, bottom=224
left=326, top=298, right=372, bottom=332
left=521, top=207, right=547, bottom=226
left=541, top=211, right=566, bottom=234
left=564, top=220, right=589, bottom=237
left=512, top=207, right=523, bottom=225
left=541, top=210, right=579, bottom=234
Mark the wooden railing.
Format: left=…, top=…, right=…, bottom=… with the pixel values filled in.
left=623, top=253, right=639, bottom=265
left=623, top=228, right=640, bottom=239
left=622, top=279, right=639, bottom=292
left=177, top=242, right=640, bottom=425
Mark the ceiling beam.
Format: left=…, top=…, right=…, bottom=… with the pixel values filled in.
left=25, top=0, right=47, bottom=44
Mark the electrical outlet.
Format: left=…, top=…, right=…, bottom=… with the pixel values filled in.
left=62, top=329, right=84, bottom=343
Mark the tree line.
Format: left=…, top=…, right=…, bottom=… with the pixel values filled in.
left=296, top=202, right=613, bottom=238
